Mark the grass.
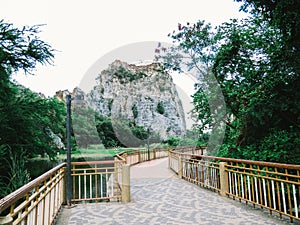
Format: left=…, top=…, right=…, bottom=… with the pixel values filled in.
left=63, top=148, right=118, bottom=159
left=57, top=145, right=146, bottom=160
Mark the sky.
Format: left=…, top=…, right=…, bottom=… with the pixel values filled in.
left=1, top=0, right=247, bottom=97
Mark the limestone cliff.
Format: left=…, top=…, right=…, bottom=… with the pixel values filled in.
left=86, top=60, right=186, bottom=139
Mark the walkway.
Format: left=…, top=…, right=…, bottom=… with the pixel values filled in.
left=55, top=158, right=293, bottom=225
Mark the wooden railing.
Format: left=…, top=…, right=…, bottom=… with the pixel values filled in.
left=0, top=163, right=66, bottom=225
left=169, top=150, right=300, bottom=223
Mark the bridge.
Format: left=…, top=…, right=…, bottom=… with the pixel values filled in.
left=0, top=147, right=299, bottom=224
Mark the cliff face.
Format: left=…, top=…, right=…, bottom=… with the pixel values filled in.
left=87, top=60, right=186, bottom=139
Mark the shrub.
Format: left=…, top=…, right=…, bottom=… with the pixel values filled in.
left=156, top=101, right=165, bottom=115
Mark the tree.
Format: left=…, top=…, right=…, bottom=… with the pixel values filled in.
left=156, top=20, right=226, bottom=155
left=95, top=115, right=161, bottom=148
left=0, top=19, right=54, bottom=99
left=72, top=106, right=101, bottom=148
left=235, top=0, right=300, bottom=77
left=236, top=1, right=300, bottom=47
left=0, top=20, right=59, bottom=195
left=95, top=115, right=122, bottom=148
left=0, top=20, right=53, bottom=72
left=213, top=15, right=299, bottom=163
left=158, top=12, right=299, bottom=163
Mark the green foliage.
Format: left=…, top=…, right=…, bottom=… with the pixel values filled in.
left=0, top=145, right=30, bottom=197
left=132, top=103, right=138, bottom=119
left=130, top=125, right=149, bottom=140
left=196, top=133, right=210, bottom=146
left=218, top=127, right=300, bottom=165
left=236, top=0, right=300, bottom=73
left=95, top=115, right=122, bottom=148
left=72, top=106, right=100, bottom=148
left=162, top=130, right=208, bottom=148
left=110, top=66, right=147, bottom=83
left=0, top=20, right=63, bottom=195
left=160, top=9, right=300, bottom=163
left=0, top=84, right=66, bottom=159
left=156, top=101, right=165, bottom=115
left=95, top=115, right=161, bottom=148
left=163, top=137, right=180, bottom=146
left=0, top=20, right=54, bottom=77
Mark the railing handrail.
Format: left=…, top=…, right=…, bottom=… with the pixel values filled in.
left=169, top=149, right=300, bottom=223
left=170, top=150, right=300, bottom=170
left=0, top=162, right=66, bottom=215
left=114, top=151, right=127, bottom=161
left=71, top=160, right=124, bottom=166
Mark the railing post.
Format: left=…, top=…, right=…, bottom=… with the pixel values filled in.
left=168, top=151, right=171, bottom=169
left=0, top=216, right=13, bottom=225
left=121, top=164, right=130, bottom=203
left=219, top=162, right=228, bottom=197
left=138, top=150, right=141, bottom=163
left=178, top=156, right=183, bottom=178
left=66, top=94, right=72, bottom=207
left=114, top=158, right=119, bottom=185
left=63, top=167, right=67, bottom=204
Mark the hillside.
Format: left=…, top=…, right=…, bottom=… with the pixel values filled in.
left=87, top=60, right=186, bottom=139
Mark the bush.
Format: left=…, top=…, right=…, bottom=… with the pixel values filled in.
left=156, top=101, right=165, bottom=115
left=163, top=136, right=180, bottom=146
left=218, top=127, right=300, bottom=164
left=132, top=104, right=138, bottom=119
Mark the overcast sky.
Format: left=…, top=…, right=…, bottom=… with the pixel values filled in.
left=2, top=0, right=247, bottom=97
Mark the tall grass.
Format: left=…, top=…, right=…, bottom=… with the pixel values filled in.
left=0, top=145, right=30, bottom=197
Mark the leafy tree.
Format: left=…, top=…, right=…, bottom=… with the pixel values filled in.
left=235, top=0, right=300, bottom=72
left=162, top=136, right=180, bottom=147
left=72, top=106, right=101, bottom=148
left=131, top=125, right=148, bottom=140
left=158, top=11, right=299, bottom=163
left=157, top=20, right=226, bottom=155
left=0, top=85, right=66, bottom=156
left=95, top=115, right=122, bottom=148
left=0, top=20, right=61, bottom=195
left=0, top=19, right=54, bottom=99
left=95, top=114, right=161, bottom=148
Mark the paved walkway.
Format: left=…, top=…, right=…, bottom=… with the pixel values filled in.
left=55, top=158, right=293, bottom=225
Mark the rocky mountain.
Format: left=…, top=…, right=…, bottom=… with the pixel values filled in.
left=57, top=60, right=187, bottom=140
left=87, top=60, right=186, bottom=139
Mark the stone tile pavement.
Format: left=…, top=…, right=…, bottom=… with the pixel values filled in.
left=55, top=158, right=296, bottom=225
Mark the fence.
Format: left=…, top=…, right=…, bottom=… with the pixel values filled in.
left=169, top=150, right=300, bottom=223
left=71, top=160, right=126, bottom=203
left=0, top=145, right=204, bottom=225
left=0, top=163, right=66, bottom=225
left=119, top=146, right=204, bottom=166
left=0, top=157, right=129, bottom=225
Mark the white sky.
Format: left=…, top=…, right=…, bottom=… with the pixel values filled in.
left=1, top=0, right=247, bottom=97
